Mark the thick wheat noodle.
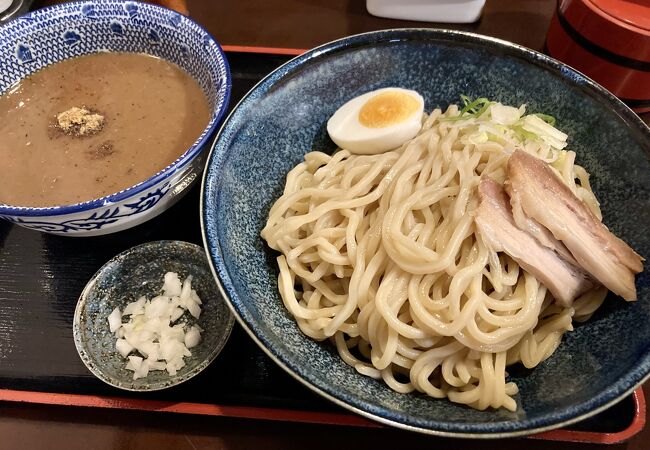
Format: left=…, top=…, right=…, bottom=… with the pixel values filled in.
left=261, top=104, right=608, bottom=411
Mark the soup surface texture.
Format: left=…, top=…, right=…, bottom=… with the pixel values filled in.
left=0, top=52, right=210, bottom=207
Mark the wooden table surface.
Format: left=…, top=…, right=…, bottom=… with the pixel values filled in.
left=187, top=0, right=556, bottom=52
left=4, top=1, right=649, bottom=448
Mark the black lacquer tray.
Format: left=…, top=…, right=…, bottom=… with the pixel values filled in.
left=0, top=52, right=644, bottom=444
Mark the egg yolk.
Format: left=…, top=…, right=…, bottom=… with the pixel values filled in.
left=358, top=91, right=420, bottom=128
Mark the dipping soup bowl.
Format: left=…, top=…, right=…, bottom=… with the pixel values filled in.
left=0, top=0, right=231, bottom=236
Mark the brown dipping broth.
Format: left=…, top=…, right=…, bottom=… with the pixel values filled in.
left=0, top=52, right=210, bottom=207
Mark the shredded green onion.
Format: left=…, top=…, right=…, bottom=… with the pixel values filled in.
left=443, top=95, right=493, bottom=121
left=460, top=97, right=491, bottom=116
left=486, top=132, right=505, bottom=143
left=533, top=113, right=556, bottom=126
left=441, top=97, right=561, bottom=150
left=460, top=94, right=472, bottom=107
left=512, top=125, right=539, bottom=142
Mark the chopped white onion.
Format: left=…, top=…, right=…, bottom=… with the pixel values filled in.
left=163, top=272, right=182, bottom=297
left=123, top=296, right=146, bottom=316
left=125, top=329, right=154, bottom=348
left=180, top=275, right=192, bottom=303
left=109, top=272, right=203, bottom=380
left=142, top=317, right=164, bottom=333
left=186, top=300, right=201, bottom=319
left=190, top=289, right=202, bottom=305
left=137, top=341, right=160, bottom=361
left=166, top=357, right=185, bottom=376
left=170, top=307, right=184, bottom=322
left=126, top=355, right=143, bottom=371
left=134, top=360, right=149, bottom=380
left=184, top=326, right=201, bottom=349
left=145, top=296, right=170, bottom=318
left=116, top=338, right=133, bottom=358
left=148, top=360, right=167, bottom=371
left=107, top=307, right=122, bottom=333
left=490, top=103, right=521, bottom=125
left=161, top=324, right=185, bottom=341
left=160, top=338, right=188, bottom=362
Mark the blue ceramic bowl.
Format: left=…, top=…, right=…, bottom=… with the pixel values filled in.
left=201, top=29, right=650, bottom=437
left=73, top=240, right=235, bottom=391
left=0, top=0, right=231, bottom=236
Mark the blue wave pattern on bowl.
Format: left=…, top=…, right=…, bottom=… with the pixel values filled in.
left=0, top=0, right=230, bottom=235
left=0, top=1, right=224, bottom=103
left=4, top=182, right=170, bottom=233
left=202, top=29, right=650, bottom=436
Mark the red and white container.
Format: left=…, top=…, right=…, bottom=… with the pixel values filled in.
left=546, top=0, right=650, bottom=113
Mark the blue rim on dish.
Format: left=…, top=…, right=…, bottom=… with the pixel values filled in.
left=201, top=29, right=650, bottom=437
left=0, top=0, right=231, bottom=216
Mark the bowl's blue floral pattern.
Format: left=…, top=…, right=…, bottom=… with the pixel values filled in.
left=4, top=182, right=170, bottom=233
left=0, top=0, right=231, bottom=236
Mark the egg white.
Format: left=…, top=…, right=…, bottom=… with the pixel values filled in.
left=326, top=87, right=424, bottom=155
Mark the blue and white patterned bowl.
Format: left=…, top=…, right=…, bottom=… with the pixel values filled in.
left=201, top=29, right=650, bottom=437
left=0, top=0, right=231, bottom=236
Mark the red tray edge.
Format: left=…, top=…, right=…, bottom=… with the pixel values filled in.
left=0, top=387, right=644, bottom=443
left=529, top=387, right=646, bottom=444
left=221, top=44, right=306, bottom=56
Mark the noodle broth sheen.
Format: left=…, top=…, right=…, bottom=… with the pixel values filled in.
left=0, top=52, right=210, bottom=207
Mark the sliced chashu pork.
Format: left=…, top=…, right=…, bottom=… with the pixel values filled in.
left=475, top=178, right=593, bottom=306
left=507, top=150, right=643, bottom=301
left=509, top=189, right=580, bottom=267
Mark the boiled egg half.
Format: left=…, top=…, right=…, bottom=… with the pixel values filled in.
left=326, top=87, right=424, bottom=155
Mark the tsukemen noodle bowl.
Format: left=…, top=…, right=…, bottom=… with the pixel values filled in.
left=0, top=0, right=231, bottom=235
left=202, top=29, right=650, bottom=437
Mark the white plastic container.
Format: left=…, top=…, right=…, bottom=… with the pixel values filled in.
left=366, top=0, right=486, bottom=23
